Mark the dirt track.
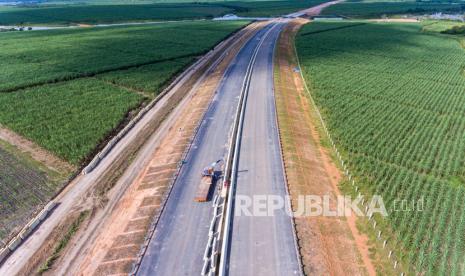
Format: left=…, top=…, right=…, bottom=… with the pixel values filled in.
left=274, top=19, right=376, bottom=275
left=287, top=0, right=344, bottom=18
left=0, top=126, right=75, bottom=174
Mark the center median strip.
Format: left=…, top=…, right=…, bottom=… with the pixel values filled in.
left=201, top=22, right=280, bottom=276
left=126, top=22, right=267, bottom=276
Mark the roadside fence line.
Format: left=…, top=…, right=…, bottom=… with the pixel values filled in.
left=292, top=29, right=404, bottom=276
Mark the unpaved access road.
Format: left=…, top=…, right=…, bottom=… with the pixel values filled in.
left=287, top=0, right=344, bottom=18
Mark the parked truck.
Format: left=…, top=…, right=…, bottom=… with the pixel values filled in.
left=195, top=160, right=221, bottom=202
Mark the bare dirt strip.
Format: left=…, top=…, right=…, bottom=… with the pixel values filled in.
left=64, top=22, right=267, bottom=276
left=0, top=126, right=75, bottom=174
left=288, top=0, right=344, bottom=17
left=274, top=19, right=376, bottom=275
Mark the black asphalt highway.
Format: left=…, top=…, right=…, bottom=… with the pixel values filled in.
left=227, top=21, right=300, bottom=276
left=137, top=23, right=293, bottom=275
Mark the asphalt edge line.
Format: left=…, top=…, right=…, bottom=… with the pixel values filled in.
left=199, top=22, right=275, bottom=276
left=271, top=20, right=305, bottom=276
left=218, top=22, right=279, bottom=276
left=200, top=22, right=271, bottom=276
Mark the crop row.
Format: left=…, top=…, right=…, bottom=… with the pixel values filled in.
left=0, top=20, right=247, bottom=92
left=0, top=3, right=233, bottom=25
left=321, top=1, right=465, bottom=18
left=0, top=78, right=143, bottom=165
left=297, top=22, right=465, bottom=275
left=0, top=21, right=248, bottom=166
left=0, top=145, right=54, bottom=243
left=0, top=0, right=330, bottom=26
left=97, top=57, right=192, bottom=97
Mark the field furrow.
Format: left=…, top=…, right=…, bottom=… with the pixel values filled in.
left=297, top=21, right=465, bottom=275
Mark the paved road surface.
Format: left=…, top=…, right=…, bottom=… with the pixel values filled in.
left=137, top=23, right=279, bottom=275
left=227, top=22, right=300, bottom=276
left=138, top=20, right=300, bottom=276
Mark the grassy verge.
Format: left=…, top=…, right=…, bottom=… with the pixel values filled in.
left=37, top=210, right=90, bottom=274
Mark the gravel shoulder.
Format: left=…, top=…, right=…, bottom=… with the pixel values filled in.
left=0, top=126, right=75, bottom=175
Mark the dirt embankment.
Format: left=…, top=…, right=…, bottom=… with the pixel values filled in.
left=274, top=19, right=376, bottom=275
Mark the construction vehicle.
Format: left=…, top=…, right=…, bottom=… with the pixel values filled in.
left=195, top=160, right=221, bottom=202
